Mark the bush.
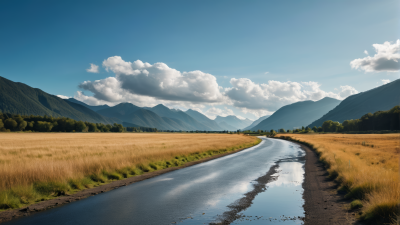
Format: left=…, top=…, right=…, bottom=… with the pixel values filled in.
left=350, top=200, right=363, bottom=209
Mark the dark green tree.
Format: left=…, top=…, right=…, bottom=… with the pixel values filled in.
left=4, top=118, right=17, bottom=130
left=75, top=121, right=86, bottom=132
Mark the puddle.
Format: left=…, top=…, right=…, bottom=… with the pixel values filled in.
left=177, top=155, right=305, bottom=225
left=230, top=161, right=305, bottom=224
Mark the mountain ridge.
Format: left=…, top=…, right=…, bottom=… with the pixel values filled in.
left=252, top=97, right=341, bottom=131
left=308, top=79, right=400, bottom=128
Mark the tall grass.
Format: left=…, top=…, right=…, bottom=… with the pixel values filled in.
left=277, top=133, right=399, bottom=224
left=0, top=133, right=260, bottom=210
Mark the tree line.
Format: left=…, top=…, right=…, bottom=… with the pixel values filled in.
left=0, top=113, right=157, bottom=133
left=274, top=105, right=399, bottom=134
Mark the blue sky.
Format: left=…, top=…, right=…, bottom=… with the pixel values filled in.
left=0, top=0, right=399, bottom=120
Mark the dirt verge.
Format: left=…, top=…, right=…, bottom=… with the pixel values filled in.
left=0, top=144, right=259, bottom=224
left=286, top=139, right=365, bottom=225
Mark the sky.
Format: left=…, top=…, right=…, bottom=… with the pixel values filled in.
left=0, top=0, right=399, bottom=120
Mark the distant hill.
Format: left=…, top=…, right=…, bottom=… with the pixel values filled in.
left=252, top=97, right=341, bottom=131
left=66, top=98, right=109, bottom=112
left=96, top=103, right=201, bottom=131
left=217, top=121, right=237, bottom=131
left=242, top=115, right=270, bottom=130
left=148, top=104, right=213, bottom=131
left=0, top=76, right=116, bottom=124
left=96, top=103, right=141, bottom=119
left=185, top=109, right=223, bottom=131
left=214, top=115, right=253, bottom=130
left=308, top=79, right=400, bottom=128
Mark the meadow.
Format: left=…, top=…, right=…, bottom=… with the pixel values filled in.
left=0, top=133, right=260, bottom=210
left=277, top=133, right=399, bottom=223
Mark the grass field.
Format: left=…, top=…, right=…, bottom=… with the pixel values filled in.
left=0, top=133, right=260, bottom=210
left=277, top=133, right=399, bottom=223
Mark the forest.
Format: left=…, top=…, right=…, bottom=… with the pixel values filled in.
left=274, top=105, right=400, bottom=134
left=0, top=113, right=158, bottom=133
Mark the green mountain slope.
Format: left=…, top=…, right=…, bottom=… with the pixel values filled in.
left=66, top=98, right=110, bottom=112
left=0, top=76, right=115, bottom=124
left=252, top=97, right=341, bottom=131
left=308, top=79, right=400, bottom=128
left=185, top=109, right=223, bottom=131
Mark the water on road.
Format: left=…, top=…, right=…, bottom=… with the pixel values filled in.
left=5, top=137, right=305, bottom=225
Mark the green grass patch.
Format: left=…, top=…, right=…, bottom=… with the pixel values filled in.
left=350, top=200, right=363, bottom=209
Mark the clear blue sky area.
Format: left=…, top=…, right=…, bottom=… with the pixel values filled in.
left=0, top=0, right=399, bottom=119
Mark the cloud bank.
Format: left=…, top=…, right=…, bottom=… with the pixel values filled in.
left=225, top=79, right=357, bottom=112
left=350, top=40, right=400, bottom=72
left=76, top=56, right=358, bottom=118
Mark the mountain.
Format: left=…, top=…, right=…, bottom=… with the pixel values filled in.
left=66, top=98, right=109, bottom=112
left=252, top=97, right=341, bottom=131
left=96, top=103, right=141, bottom=119
left=217, top=121, right=237, bottom=131
left=242, top=115, right=270, bottom=130
left=148, top=104, right=213, bottom=131
left=308, top=79, right=400, bottom=128
left=214, top=115, right=253, bottom=130
left=96, top=103, right=199, bottom=131
left=0, top=76, right=116, bottom=124
left=185, top=109, right=223, bottom=131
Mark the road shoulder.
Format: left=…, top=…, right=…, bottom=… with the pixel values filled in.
left=294, top=140, right=364, bottom=225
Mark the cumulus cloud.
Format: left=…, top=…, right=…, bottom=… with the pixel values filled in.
left=364, top=50, right=369, bottom=55
left=264, top=72, right=269, bottom=75
left=90, top=56, right=224, bottom=103
left=337, top=85, right=359, bottom=98
left=225, top=78, right=357, bottom=112
left=77, top=56, right=359, bottom=119
left=381, top=79, right=391, bottom=84
left=205, top=107, right=234, bottom=119
left=86, top=63, right=99, bottom=73
left=56, top=95, right=71, bottom=99
left=350, top=40, right=400, bottom=72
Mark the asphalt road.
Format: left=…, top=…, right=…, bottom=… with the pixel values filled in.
left=5, top=137, right=305, bottom=225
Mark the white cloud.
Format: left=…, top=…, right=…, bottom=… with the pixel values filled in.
left=205, top=107, right=234, bottom=119
left=77, top=56, right=359, bottom=120
left=350, top=40, right=400, bottom=72
left=236, top=115, right=246, bottom=120
left=82, top=56, right=224, bottom=103
left=225, top=78, right=357, bottom=112
left=56, top=95, right=71, bottom=99
left=381, top=79, right=391, bottom=84
left=86, top=63, right=99, bottom=73
left=364, top=50, right=369, bottom=55
left=264, top=72, right=269, bottom=74
left=337, top=85, right=358, bottom=99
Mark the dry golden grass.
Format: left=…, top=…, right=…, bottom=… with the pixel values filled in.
left=0, top=133, right=259, bottom=209
left=277, top=133, right=399, bottom=223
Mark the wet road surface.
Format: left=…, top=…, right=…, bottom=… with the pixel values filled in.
left=5, top=137, right=305, bottom=225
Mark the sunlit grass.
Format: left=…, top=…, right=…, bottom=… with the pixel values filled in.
left=277, top=133, right=399, bottom=224
left=0, top=133, right=260, bottom=210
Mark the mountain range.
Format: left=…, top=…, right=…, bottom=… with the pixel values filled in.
left=308, top=79, right=400, bottom=128
left=0, top=76, right=117, bottom=124
left=252, top=97, right=341, bottom=131
left=2, top=75, right=399, bottom=132
left=214, top=115, right=253, bottom=130
left=242, top=115, right=270, bottom=130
